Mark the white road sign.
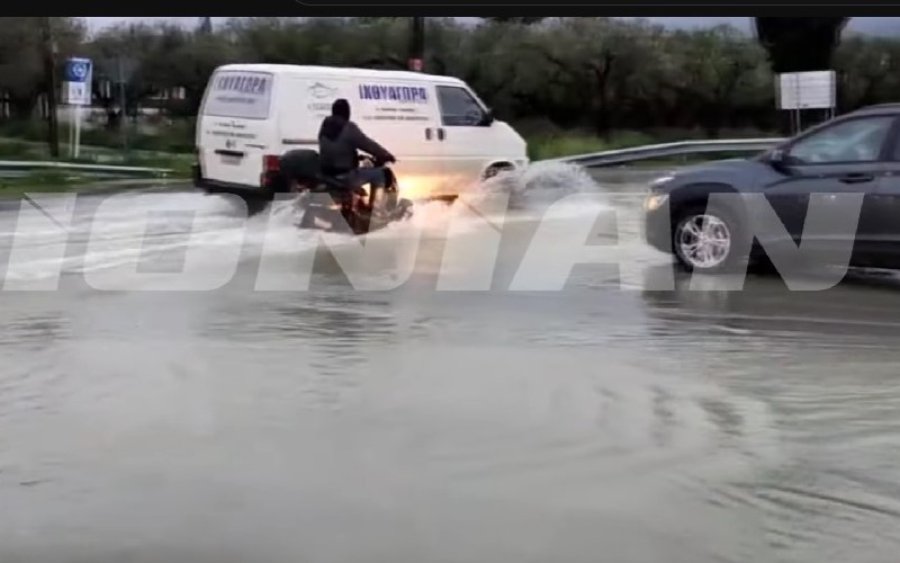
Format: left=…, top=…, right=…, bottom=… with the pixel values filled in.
left=777, top=70, right=836, bottom=110
left=62, top=57, right=93, bottom=106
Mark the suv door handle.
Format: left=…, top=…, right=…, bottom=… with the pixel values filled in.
left=839, top=173, right=875, bottom=184
left=437, top=128, right=445, bottom=141
left=425, top=128, right=432, bottom=141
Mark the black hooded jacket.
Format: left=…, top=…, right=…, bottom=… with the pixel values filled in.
left=318, top=115, right=394, bottom=176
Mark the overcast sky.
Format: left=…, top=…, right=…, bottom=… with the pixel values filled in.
left=80, top=17, right=900, bottom=37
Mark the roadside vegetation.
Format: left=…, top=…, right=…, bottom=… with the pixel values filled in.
left=0, top=170, right=82, bottom=195
left=0, top=166, right=186, bottom=197
left=0, top=17, right=897, bottom=175
left=0, top=137, right=191, bottom=196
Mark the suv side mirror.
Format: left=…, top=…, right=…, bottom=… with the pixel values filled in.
left=480, top=109, right=495, bottom=126
left=768, top=147, right=791, bottom=172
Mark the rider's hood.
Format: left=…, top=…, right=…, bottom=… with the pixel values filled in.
left=320, top=115, right=348, bottom=141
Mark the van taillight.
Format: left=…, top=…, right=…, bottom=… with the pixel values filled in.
left=263, top=154, right=280, bottom=172
left=261, top=154, right=280, bottom=187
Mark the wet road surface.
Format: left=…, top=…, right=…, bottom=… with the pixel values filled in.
left=1, top=164, right=900, bottom=563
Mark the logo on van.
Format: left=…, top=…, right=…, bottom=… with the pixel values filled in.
left=216, top=74, right=269, bottom=95
left=309, top=82, right=338, bottom=100
left=358, top=84, right=428, bottom=104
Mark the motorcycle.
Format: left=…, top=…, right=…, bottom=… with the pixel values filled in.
left=272, top=149, right=414, bottom=236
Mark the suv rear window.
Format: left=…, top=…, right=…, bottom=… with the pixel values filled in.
left=202, top=71, right=273, bottom=120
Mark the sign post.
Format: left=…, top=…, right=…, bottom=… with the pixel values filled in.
left=775, top=70, right=837, bottom=134
left=98, top=56, right=137, bottom=153
left=61, top=57, right=92, bottom=159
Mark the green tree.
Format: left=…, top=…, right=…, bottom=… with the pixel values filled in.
left=834, top=36, right=900, bottom=111
left=667, top=26, right=771, bottom=136
left=521, top=18, right=651, bottom=134
left=0, top=17, right=85, bottom=119
left=12, top=16, right=895, bottom=146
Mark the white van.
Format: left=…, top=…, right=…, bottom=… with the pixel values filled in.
left=193, top=64, right=529, bottom=201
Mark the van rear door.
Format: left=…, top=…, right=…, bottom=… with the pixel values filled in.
left=196, top=69, right=277, bottom=188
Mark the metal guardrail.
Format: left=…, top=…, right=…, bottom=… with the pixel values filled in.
left=0, top=160, right=173, bottom=178
left=2, top=138, right=784, bottom=180
left=553, top=138, right=787, bottom=168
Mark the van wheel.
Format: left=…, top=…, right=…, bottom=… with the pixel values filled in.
left=483, top=163, right=514, bottom=180
left=672, top=204, right=745, bottom=274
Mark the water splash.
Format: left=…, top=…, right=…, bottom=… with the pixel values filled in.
left=479, top=160, right=603, bottom=208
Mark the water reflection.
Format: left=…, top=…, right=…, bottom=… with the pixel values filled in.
left=633, top=262, right=900, bottom=561
left=640, top=264, right=900, bottom=343
left=200, top=290, right=399, bottom=344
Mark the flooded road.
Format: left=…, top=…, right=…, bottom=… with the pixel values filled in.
left=2, top=165, right=900, bottom=563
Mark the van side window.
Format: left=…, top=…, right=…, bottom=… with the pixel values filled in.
left=437, top=86, right=486, bottom=127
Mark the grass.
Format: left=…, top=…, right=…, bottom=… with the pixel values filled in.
left=0, top=169, right=187, bottom=197
left=0, top=118, right=195, bottom=154
left=0, top=137, right=194, bottom=178
left=0, top=169, right=98, bottom=196
left=0, top=131, right=194, bottom=197
left=0, top=117, right=196, bottom=187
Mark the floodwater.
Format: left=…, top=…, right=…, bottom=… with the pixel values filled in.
left=2, top=164, right=900, bottom=563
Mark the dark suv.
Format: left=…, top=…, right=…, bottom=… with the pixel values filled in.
left=644, top=104, right=900, bottom=273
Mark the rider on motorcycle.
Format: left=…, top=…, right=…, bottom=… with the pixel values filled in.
left=317, top=99, right=396, bottom=193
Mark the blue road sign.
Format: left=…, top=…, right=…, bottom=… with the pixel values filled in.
left=64, top=58, right=92, bottom=83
